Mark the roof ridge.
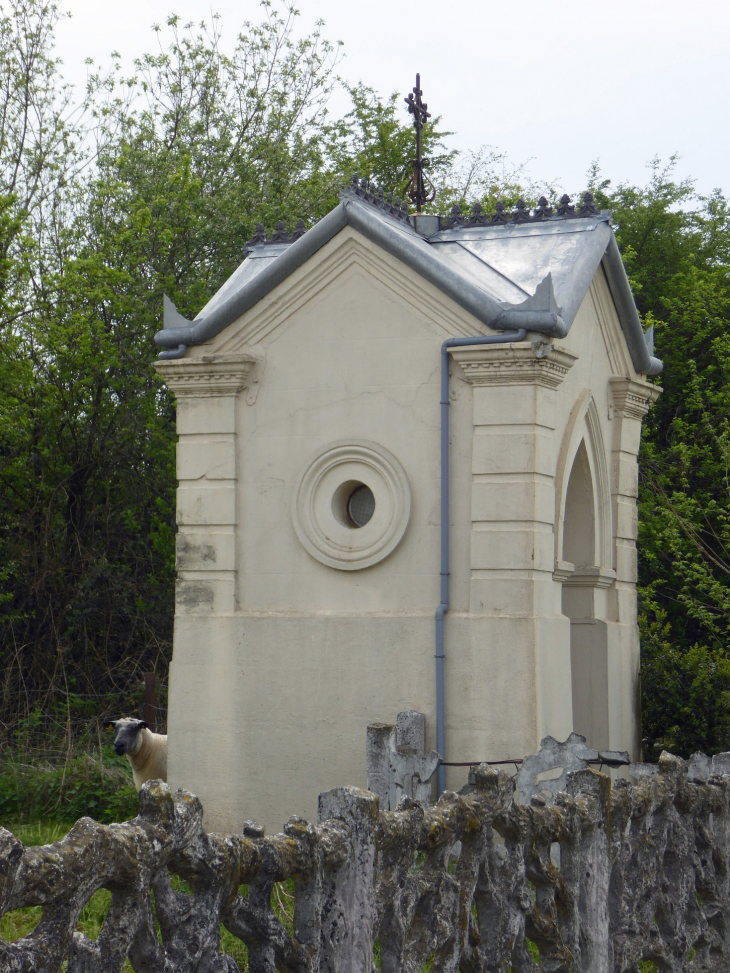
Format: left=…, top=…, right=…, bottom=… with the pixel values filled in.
left=243, top=181, right=608, bottom=254
left=440, top=193, right=606, bottom=230
left=245, top=218, right=307, bottom=250
left=340, top=176, right=607, bottom=230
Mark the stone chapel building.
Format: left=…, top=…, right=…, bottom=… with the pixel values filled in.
left=154, top=180, right=662, bottom=832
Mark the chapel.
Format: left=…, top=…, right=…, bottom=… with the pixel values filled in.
left=154, top=175, right=662, bottom=832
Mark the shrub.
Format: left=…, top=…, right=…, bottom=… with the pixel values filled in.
left=0, top=747, right=138, bottom=824
left=641, top=607, right=730, bottom=759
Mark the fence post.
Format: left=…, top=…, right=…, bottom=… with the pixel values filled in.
left=318, top=786, right=378, bottom=973
left=366, top=723, right=394, bottom=809
left=143, top=673, right=156, bottom=732
left=367, top=714, right=439, bottom=811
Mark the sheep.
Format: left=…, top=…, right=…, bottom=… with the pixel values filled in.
left=106, top=718, right=167, bottom=790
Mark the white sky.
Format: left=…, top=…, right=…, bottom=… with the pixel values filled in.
left=50, top=0, right=729, bottom=198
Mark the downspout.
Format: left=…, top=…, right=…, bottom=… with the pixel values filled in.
left=436, top=328, right=528, bottom=795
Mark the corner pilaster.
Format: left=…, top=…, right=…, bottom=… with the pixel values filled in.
left=154, top=354, right=260, bottom=614
left=605, top=376, right=661, bottom=754
left=451, top=342, right=578, bottom=746
left=608, top=378, right=661, bottom=597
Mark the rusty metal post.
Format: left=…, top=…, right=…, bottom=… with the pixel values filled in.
left=143, top=672, right=157, bottom=732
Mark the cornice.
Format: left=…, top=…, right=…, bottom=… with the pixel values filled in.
left=153, top=353, right=260, bottom=398
left=609, top=377, right=662, bottom=420
left=451, top=344, right=578, bottom=389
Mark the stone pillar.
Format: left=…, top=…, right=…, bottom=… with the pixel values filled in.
left=561, top=568, right=616, bottom=751
left=450, top=343, right=577, bottom=746
left=154, top=354, right=259, bottom=615
left=607, top=377, right=661, bottom=754
left=366, top=712, right=440, bottom=810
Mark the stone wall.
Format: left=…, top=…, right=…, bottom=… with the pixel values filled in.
left=3, top=746, right=730, bottom=972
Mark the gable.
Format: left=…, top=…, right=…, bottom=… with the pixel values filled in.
left=186, top=226, right=495, bottom=360
left=155, top=191, right=662, bottom=378
left=554, top=266, right=637, bottom=388
left=589, top=266, right=634, bottom=378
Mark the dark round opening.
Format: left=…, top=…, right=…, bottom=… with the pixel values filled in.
left=346, top=484, right=375, bottom=528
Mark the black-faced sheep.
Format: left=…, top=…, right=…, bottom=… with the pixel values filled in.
left=106, top=718, right=167, bottom=790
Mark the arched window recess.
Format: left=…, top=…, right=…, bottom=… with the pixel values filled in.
left=553, top=393, right=615, bottom=588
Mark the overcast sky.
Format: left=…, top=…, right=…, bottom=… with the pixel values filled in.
left=50, top=0, right=728, bottom=199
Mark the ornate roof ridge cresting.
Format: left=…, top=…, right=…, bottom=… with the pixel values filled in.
left=245, top=218, right=308, bottom=249
left=243, top=186, right=606, bottom=252
left=344, top=174, right=411, bottom=223
left=244, top=173, right=412, bottom=250
left=340, top=180, right=607, bottom=233
left=440, top=192, right=605, bottom=230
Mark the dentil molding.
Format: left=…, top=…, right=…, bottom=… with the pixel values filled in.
left=609, top=377, right=661, bottom=420
left=154, top=353, right=264, bottom=403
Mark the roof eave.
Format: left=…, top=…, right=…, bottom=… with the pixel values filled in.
left=155, top=201, right=349, bottom=350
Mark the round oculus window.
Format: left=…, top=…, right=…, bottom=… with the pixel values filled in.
left=292, top=440, right=411, bottom=570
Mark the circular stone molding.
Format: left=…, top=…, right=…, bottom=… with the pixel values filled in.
left=292, top=440, right=411, bottom=570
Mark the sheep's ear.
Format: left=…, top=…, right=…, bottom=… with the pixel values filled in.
left=138, top=721, right=149, bottom=730
left=104, top=721, right=116, bottom=730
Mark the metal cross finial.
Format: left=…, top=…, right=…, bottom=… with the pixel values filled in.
left=405, top=73, right=436, bottom=213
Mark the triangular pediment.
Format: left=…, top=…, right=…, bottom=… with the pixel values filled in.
left=588, top=266, right=634, bottom=377
left=186, top=227, right=490, bottom=359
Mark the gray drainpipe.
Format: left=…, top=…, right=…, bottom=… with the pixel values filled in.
left=436, top=328, right=528, bottom=795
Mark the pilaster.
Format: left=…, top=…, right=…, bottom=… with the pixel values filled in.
left=154, top=354, right=260, bottom=614
left=608, top=378, right=661, bottom=613
left=451, top=343, right=578, bottom=746
left=451, top=344, right=577, bottom=616
left=606, top=376, right=661, bottom=756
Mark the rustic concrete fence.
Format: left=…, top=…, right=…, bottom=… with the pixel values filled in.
left=3, top=740, right=730, bottom=972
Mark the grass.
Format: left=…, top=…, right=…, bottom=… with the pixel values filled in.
left=0, top=747, right=138, bottom=824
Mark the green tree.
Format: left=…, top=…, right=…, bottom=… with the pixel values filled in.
left=0, top=0, right=335, bottom=736
left=0, top=0, right=456, bottom=742
left=591, top=161, right=730, bottom=756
